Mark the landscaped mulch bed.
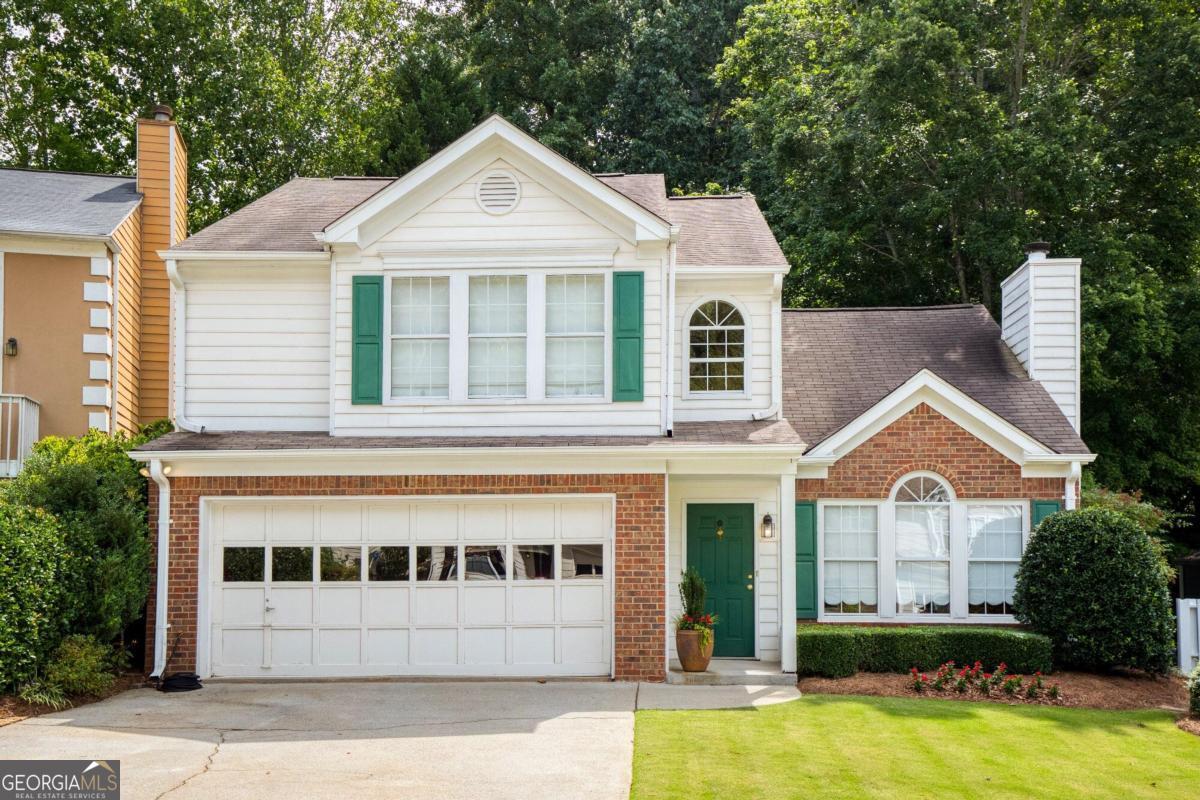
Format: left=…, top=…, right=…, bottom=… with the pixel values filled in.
left=797, top=669, right=1188, bottom=712
left=0, top=674, right=146, bottom=727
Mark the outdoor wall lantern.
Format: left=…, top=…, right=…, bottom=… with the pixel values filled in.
left=4, top=338, right=17, bottom=357
left=761, top=513, right=775, bottom=540
left=715, top=520, right=725, bottom=539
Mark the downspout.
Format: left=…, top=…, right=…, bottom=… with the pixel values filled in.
left=148, top=459, right=171, bottom=678
left=664, top=226, right=679, bottom=434
left=1064, top=461, right=1081, bottom=510
left=752, top=273, right=785, bottom=421
left=165, top=258, right=202, bottom=433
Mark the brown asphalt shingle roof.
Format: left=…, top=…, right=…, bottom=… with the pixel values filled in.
left=174, top=177, right=393, bottom=252
left=136, top=419, right=804, bottom=452
left=782, top=305, right=1089, bottom=455
left=595, top=173, right=669, bottom=218
left=664, top=194, right=789, bottom=268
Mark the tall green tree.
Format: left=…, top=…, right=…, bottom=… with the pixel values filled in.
left=718, top=0, right=1200, bottom=518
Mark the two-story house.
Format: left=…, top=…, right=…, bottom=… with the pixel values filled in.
left=0, top=105, right=186, bottom=472
left=131, top=116, right=1091, bottom=682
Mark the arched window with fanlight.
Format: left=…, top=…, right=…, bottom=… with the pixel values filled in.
left=687, top=299, right=747, bottom=394
left=892, top=474, right=952, bottom=615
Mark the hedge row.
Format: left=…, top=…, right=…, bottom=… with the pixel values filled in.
left=796, top=625, right=1054, bottom=678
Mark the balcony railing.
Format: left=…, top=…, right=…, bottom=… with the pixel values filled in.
left=0, top=394, right=39, bottom=478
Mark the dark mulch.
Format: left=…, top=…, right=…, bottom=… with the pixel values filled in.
left=797, top=669, right=1189, bottom=712
left=0, top=674, right=147, bottom=727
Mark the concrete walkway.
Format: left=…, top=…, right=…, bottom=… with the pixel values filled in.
left=0, top=681, right=798, bottom=800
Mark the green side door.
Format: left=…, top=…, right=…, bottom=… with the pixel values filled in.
left=686, top=503, right=755, bottom=658
left=795, top=501, right=818, bottom=619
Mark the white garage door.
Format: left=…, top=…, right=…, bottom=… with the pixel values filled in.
left=206, top=497, right=613, bottom=677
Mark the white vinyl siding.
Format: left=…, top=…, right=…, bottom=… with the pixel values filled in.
left=332, top=160, right=665, bottom=436
left=673, top=276, right=773, bottom=421
left=183, top=267, right=329, bottom=430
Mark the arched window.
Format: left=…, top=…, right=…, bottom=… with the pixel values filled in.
left=892, top=474, right=951, bottom=615
left=687, top=300, right=746, bottom=393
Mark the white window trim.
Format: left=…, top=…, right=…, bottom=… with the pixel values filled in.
left=381, top=269, right=612, bottom=406
left=891, top=472, right=953, bottom=617
left=816, top=479, right=1030, bottom=624
left=681, top=295, right=752, bottom=400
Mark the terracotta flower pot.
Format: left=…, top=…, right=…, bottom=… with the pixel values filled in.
left=676, top=629, right=714, bottom=672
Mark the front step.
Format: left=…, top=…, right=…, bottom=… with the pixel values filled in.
left=667, top=659, right=797, bottom=686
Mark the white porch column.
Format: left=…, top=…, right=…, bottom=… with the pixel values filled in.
left=780, top=472, right=797, bottom=673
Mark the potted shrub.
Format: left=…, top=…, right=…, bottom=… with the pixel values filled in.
left=675, top=567, right=717, bottom=672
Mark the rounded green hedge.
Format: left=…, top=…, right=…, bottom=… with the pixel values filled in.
left=1013, top=507, right=1175, bottom=674
left=795, top=625, right=1052, bottom=677
left=0, top=503, right=70, bottom=690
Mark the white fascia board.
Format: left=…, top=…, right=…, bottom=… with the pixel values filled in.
left=127, top=444, right=805, bottom=477
left=322, top=115, right=671, bottom=247
left=805, top=369, right=1053, bottom=463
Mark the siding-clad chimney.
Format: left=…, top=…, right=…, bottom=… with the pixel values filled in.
left=1001, top=243, right=1081, bottom=432
left=136, top=104, right=187, bottom=423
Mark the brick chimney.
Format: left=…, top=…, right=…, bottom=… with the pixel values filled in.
left=136, top=104, right=187, bottom=423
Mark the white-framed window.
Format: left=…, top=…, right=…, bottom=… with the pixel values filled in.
left=545, top=274, right=604, bottom=397
left=967, top=504, right=1023, bottom=615
left=822, top=505, right=879, bottom=614
left=389, top=276, right=450, bottom=398
left=818, top=473, right=1030, bottom=622
left=687, top=299, right=747, bottom=394
left=468, top=275, right=527, bottom=398
left=893, top=475, right=951, bottom=615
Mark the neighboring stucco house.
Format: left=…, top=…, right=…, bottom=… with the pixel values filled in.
left=130, top=116, right=1092, bottom=682
left=0, top=106, right=186, bottom=471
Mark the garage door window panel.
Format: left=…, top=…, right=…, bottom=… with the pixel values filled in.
left=464, top=545, right=506, bottom=580
left=272, top=547, right=314, bottom=582
left=514, top=545, right=554, bottom=580
left=368, top=546, right=410, bottom=581
left=562, top=544, right=604, bottom=578
left=224, top=546, right=265, bottom=582
left=416, top=546, right=458, bottom=580
left=320, top=546, right=362, bottom=581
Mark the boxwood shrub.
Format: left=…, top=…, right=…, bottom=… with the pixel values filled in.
left=796, top=625, right=1053, bottom=677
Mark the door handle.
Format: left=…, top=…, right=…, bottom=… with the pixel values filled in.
left=746, top=583, right=754, bottom=591
left=747, top=573, right=753, bottom=580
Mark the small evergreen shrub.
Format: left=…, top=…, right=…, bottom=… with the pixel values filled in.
left=1188, top=663, right=1200, bottom=717
left=1013, top=507, right=1176, bottom=673
left=0, top=503, right=70, bottom=691
left=796, top=626, right=1052, bottom=677
left=45, top=635, right=116, bottom=696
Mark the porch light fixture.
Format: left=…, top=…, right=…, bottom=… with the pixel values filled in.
left=715, top=520, right=725, bottom=539
left=4, top=337, right=16, bottom=357
left=761, top=513, right=775, bottom=540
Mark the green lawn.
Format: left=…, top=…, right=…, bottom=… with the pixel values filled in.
left=632, top=694, right=1200, bottom=800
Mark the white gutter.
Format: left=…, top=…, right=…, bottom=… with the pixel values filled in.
left=664, top=226, right=680, bottom=434
left=165, top=259, right=202, bottom=433
left=147, top=459, right=171, bottom=678
left=159, top=250, right=331, bottom=262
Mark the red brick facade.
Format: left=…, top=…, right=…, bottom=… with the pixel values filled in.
left=145, top=474, right=667, bottom=681
left=795, top=403, right=1065, bottom=500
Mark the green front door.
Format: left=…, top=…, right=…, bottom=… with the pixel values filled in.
left=686, top=503, right=755, bottom=657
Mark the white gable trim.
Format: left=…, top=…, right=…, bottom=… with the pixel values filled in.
left=805, top=369, right=1061, bottom=465
left=323, top=116, right=672, bottom=249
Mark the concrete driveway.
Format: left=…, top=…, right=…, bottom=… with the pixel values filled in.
left=0, top=682, right=638, bottom=800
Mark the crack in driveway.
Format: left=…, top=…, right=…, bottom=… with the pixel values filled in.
left=153, top=730, right=224, bottom=800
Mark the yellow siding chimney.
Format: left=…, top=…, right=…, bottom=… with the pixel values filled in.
left=136, top=105, right=187, bottom=423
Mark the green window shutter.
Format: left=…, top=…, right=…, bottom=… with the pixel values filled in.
left=1032, top=500, right=1062, bottom=528
left=795, top=501, right=818, bottom=620
left=612, top=271, right=644, bottom=402
left=351, top=275, right=384, bottom=405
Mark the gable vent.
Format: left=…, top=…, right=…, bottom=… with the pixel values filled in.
left=476, top=170, right=521, bottom=214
